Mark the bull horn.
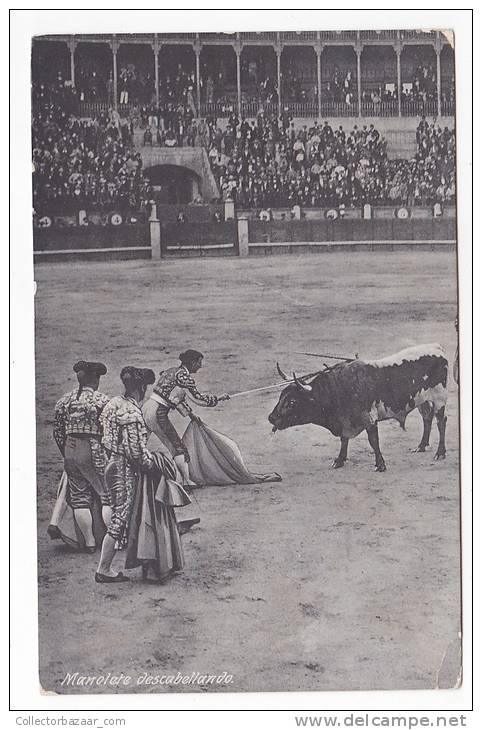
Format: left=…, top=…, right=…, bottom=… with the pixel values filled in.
left=293, top=371, right=312, bottom=392
left=276, top=362, right=289, bottom=380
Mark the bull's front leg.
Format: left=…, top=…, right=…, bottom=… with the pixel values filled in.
left=366, top=424, right=387, bottom=472
left=332, top=437, right=349, bottom=469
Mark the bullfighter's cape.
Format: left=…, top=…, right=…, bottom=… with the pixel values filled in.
left=48, top=471, right=106, bottom=549
left=181, top=419, right=281, bottom=487
left=125, top=452, right=191, bottom=581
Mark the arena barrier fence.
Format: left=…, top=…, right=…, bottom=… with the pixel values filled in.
left=33, top=214, right=456, bottom=263
left=247, top=218, right=456, bottom=245
left=159, top=221, right=238, bottom=257
left=33, top=223, right=151, bottom=263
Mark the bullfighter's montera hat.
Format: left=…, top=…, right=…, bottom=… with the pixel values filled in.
left=120, top=366, right=156, bottom=386
left=73, top=361, right=107, bottom=377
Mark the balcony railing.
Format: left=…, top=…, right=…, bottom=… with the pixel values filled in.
left=319, top=31, right=357, bottom=41
left=359, top=30, right=399, bottom=40
left=79, top=100, right=109, bottom=116
left=240, top=32, right=277, bottom=42
left=281, top=101, right=318, bottom=116
left=361, top=101, right=398, bottom=117
left=77, top=96, right=453, bottom=121
left=157, top=33, right=197, bottom=42
left=281, top=31, right=318, bottom=42
left=117, top=33, right=155, bottom=43
left=201, top=32, right=236, bottom=42
left=319, top=101, right=359, bottom=117
left=38, top=30, right=446, bottom=48
left=441, top=100, right=455, bottom=117
left=401, top=100, right=438, bottom=117
left=200, top=101, right=236, bottom=118
left=241, top=100, right=278, bottom=117
left=399, top=30, right=438, bottom=41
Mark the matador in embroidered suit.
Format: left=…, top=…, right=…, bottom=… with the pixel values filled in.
left=96, top=366, right=158, bottom=583
left=101, top=391, right=155, bottom=547
left=142, top=349, right=229, bottom=485
left=52, top=360, right=111, bottom=551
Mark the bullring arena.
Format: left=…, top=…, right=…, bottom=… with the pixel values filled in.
left=33, top=30, right=460, bottom=694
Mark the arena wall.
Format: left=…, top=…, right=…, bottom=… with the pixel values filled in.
left=33, top=224, right=151, bottom=263
left=248, top=218, right=456, bottom=245
left=33, top=211, right=455, bottom=263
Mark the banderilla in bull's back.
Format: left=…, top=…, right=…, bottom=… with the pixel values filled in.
left=227, top=353, right=356, bottom=399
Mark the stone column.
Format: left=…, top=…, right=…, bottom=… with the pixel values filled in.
left=435, top=34, right=442, bottom=117
left=69, top=36, right=76, bottom=87
left=194, top=42, right=201, bottom=117
left=111, top=37, right=119, bottom=110
left=235, top=44, right=242, bottom=118
left=316, top=46, right=322, bottom=119
left=276, top=41, right=282, bottom=115
left=153, top=35, right=160, bottom=106
left=396, top=44, right=402, bottom=117
left=356, top=45, right=362, bottom=117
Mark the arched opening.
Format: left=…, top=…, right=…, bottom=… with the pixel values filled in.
left=144, top=164, right=201, bottom=204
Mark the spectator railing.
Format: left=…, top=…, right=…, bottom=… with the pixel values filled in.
left=401, top=100, right=438, bottom=117
left=319, top=101, right=359, bottom=117
left=241, top=101, right=279, bottom=117
left=117, top=33, right=156, bottom=43
left=240, top=32, right=278, bottom=42
left=73, top=98, right=454, bottom=123
left=157, top=33, right=197, bottom=41
left=399, top=30, right=438, bottom=41
left=319, top=31, right=357, bottom=41
left=200, top=102, right=237, bottom=118
left=201, top=32, right=236, bottom=41
left=360, top=101, right=398, bottom=117
left=281, top=31, right=318, bottom=42
left=79, top=100, right=110, bottom=116
left=441, top=100, right=455, bottom=117
left=282, top=101, right=319, bottom=117
left=359, top=30, right=399, bottom=40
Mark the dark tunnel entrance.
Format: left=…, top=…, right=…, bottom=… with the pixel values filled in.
left=144, top=164, right=202, bottom=204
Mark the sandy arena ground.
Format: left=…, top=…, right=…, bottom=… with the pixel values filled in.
left=35, top=251, right=461, bottom=695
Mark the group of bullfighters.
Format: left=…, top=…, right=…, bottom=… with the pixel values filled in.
left=50, top=338, right=455, bottom=585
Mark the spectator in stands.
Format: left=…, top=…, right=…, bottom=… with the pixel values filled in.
left=205, top=110, right=455, bottom=210
left=143, top=127, right=153, bottom=146
left=32, top=81, right=152, bottom=217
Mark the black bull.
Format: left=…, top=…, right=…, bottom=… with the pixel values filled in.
left=268, top=350, right=448, bottom=471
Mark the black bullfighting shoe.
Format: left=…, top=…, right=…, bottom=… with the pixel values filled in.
left=94, top=572, right=130, bottom=583
left=178, top=517, right=201, bottom=535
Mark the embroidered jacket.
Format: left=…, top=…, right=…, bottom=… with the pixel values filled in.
left=152, top=366, right=218, bottom=411
left=54, top=387, right=110, bottom=454
left=100, top=395, right=154, bottom=470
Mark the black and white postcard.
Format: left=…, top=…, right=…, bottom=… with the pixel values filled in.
left=10, top=8, right=473, bottom=715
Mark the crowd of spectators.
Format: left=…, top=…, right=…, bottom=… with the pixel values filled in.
left=32, top=76, right=455, bottom=217
left=75, top=62, right=196, bottom=108
left=204, top=112, right=455, bottom=209
left=32, top=79, right=153, bottom=215
left=326, top=66, right=355, bottom=105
